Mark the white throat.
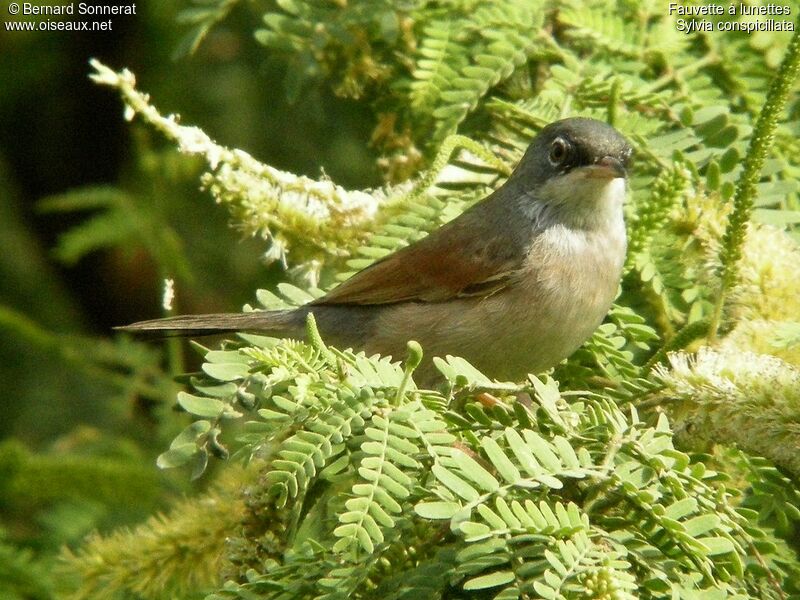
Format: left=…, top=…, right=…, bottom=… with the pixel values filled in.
left=526, top=171, right=627, bottom=234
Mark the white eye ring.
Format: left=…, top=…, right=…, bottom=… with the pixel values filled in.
left=549, top=138, right=568, bottom=165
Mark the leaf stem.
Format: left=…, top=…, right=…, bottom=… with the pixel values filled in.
left=395, top=341, right=423, bottom=404
left=709, top=23, right=800, bottom=341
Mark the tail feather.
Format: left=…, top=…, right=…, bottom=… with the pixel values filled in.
left=115, top=310, right=304, bottom=339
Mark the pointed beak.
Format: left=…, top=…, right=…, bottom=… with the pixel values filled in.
left=589, top=156, right=627, bottom=179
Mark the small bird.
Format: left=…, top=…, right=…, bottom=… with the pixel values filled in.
left=120, top=117, right=632, bottom=382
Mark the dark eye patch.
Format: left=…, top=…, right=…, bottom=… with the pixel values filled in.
left=559, top=138, right=592, bottom=171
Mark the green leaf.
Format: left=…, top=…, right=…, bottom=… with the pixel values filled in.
left=458, top=521, right=491, bottom=540
left=477, top=504, right=507, bottom=530
left=463, top=570, right=515, bottom=590
left=529, top=376, right=565, bottom=428
left=202, top=362, right=250, bottom=381
left=257, top=408, right=291, bottom=421
left=664, top=498, right=698, bottom=520
left=156, top=444, right=198, bottom=469
left=698, top=536, right=735, bottom=556
left=320, top=454, right=350, bottom=479
left=441, top=355, right=493, bottom=384
left=189, top=380, right=238, bottom=398
left=205, top=350, right=251, bottom=364
left=684, top=514, right=721, bottom=537
left=415, top=501, right=461, bottom=519
left=170, top=420, right=211, bottom=447
left=532, top=580, right=556, bottom=599
left=522, top=430, right=561, bottom=472
left=451, top=449, right=500, bottom=492
left=551, top=436, right=580, bottom=470
left=277, top=282, right=316, bottom=305
left=482, top=436, right=521, bottom=484
left=177, top=392, right=226, bottom=418
left=432, top=464, right=480, bottom=502
left=504, top=428, right=540, bottom=476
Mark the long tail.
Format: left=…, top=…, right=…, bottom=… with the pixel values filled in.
left=115, top=309, right=305, bottom=339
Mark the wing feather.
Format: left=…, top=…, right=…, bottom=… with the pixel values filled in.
left=314, top=196, right=526, bottom=306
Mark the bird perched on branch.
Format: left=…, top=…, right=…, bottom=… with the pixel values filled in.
left=119, top=117, right=632, bottom=382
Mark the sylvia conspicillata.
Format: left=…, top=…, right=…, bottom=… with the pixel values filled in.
left=120, top=117, right=633, bottom=383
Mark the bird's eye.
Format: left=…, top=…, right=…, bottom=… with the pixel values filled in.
left=549, top=138, right=569, bottom=166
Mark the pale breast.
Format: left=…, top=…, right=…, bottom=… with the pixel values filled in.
left=367, top=224, right=625, bottom=382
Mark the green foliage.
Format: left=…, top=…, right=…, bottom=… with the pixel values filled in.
left=173, top=0, right=242, bottom=59
left=67, top=331, right=800, bottom=599
left=410, top=0, right=544, bottom=143
left=0, top=304, right=179, bottom=415
left=0, top=528, right=53, bottom=600
left=60, top=465, right=253, bottom=600
left=255, top=0, right=403, bottom=99
left=0, top=439, right=162, bottom=513
left=38, top=183, right=191, bottom=279
left=736, top=453, right=800, bottom=538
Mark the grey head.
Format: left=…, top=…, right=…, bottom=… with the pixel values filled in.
left=508, top=117, right=633, bottom=189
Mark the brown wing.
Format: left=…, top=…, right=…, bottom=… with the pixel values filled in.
left=314, top=201, right=525, bottom=306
